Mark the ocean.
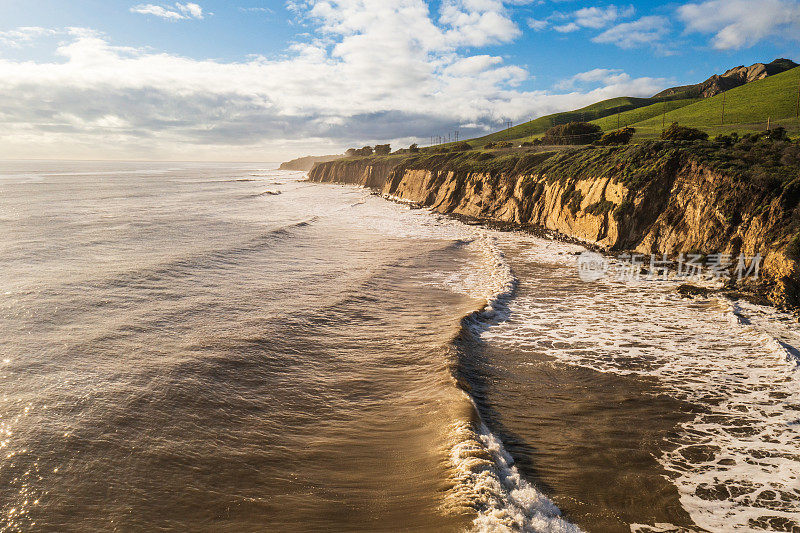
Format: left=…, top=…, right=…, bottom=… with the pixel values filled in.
left=0, top=161, right=798, bottom=532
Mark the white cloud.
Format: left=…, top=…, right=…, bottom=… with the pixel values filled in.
left=239, top=7, right=274, bottom=13
left=527, top=17, right=548, bottom=30
left=678, top=0, right=800, bottom=50
left=556, top=68, right=625, bottom=89
left=573, top=5, right=634, bottom=29
left=0, top=27, right=57, bottom=48
left=438, top=0, right=523, bottom=47
left=555, top=68, right=667, bottom=94
left=445, top=54, right=505, bottom=75
left=177, top=2, right=204, bottom=18
left=544, top=4, right=635, bottom=33
left=553, top=22, right=580, bottom=33
left=593, top=16, right=670, bottom=48
left=130, top=2, right=204, bottom=20
left=0, top=2, right=668, bottom=160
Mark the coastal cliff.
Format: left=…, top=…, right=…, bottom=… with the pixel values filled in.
left=309, top=142, right=800, bottom=309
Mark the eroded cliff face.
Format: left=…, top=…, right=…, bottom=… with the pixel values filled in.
left=308, top=152, right=800, bottom=308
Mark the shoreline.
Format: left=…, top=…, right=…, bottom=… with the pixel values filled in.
left=306, top=143, right=800, bottom=313
left=335, top=182, right=782, bottom=313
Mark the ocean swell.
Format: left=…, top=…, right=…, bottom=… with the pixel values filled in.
left=445, top=234, right=581, bottom=533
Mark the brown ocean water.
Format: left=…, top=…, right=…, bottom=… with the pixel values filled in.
left=0, top=161, right=798, bottom=532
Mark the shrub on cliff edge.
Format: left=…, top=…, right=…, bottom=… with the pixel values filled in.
left=661, top=123, right=708, bottom=142
left=346, top=146, right=374, bottom=157
left=596, top=127, right=635, bottom=146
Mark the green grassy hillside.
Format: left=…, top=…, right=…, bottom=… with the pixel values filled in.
left=629, top=66, right=800, bottom=137
left=466, top=96, right=660, bottom=147
left=590, top=98, right=700, bottom=131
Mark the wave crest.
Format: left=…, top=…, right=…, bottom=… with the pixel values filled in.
left=445, top=233, right=582, bottom=533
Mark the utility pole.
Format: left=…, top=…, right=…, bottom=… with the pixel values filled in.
left=721, top=91, right=726, bottom=126
left=662, top=101, right=667, bottom=132
left=767, top=117, right=771, bottom=131
left=617, top=112, right=620, bottom=130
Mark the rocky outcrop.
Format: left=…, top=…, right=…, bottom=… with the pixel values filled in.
left=654, top=58, right=798, bottom=99
left=309, top=148, right=800, bottom=309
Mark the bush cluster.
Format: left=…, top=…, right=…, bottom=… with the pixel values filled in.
left=346, top=146, right=374, bottom=157
left=685, top=135, right=800, bottom=193
left=716, top=127, right=790, bottom=148
left=595, top=127, right=636, bottom=146
left=542, top=122, right=602, bottom=145
left=660, top=123, right=708, bottom=142
left=345, top=144, right=391, bottom=156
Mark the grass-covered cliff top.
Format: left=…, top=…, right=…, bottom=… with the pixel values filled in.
left=324, top=135, right=800, bottom=249
left=333, top=135, right=800, bottom=195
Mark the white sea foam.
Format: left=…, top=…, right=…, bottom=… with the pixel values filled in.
left=480, top=236, right=800, bottom=532
left=449, top=417, right=582, bottom=533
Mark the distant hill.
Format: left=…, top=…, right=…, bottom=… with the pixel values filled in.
left=655, top=58, right=798, bottom=99
left=456, top=58, right=799, bottom=147
left=623, top=65, right=800, bottom=137
left=279, top=154, right=342, bottom=171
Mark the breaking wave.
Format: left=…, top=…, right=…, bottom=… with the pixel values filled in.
left=444, top=234, right=581, bottom=533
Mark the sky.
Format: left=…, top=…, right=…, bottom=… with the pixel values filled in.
left=0, top=0, right=798, bottom=161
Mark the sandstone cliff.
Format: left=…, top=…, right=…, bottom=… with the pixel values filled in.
left=309, top=144, right=800, bottom=309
